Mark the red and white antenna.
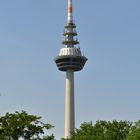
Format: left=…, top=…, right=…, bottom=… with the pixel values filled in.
left=67, top=0, right=73, bottom=23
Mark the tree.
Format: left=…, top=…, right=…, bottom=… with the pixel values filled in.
left=62, top=120, right=132, bottom=140
left=102, top=120, right=132, bottom=140
left=125, top=120, right=140, bottom=140
left=0, top=111, right=55, bottom=140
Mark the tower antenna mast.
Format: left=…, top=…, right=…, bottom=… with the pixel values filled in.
left=67, top=0, right=73, bottom=23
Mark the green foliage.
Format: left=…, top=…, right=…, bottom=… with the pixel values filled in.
left=63, top=120, right=132, bottom=140
left=125, top=120, right=140, bottom=140
left=0, top=111, right=55, bottom=140
left=1, top=111, right=140, bottom=140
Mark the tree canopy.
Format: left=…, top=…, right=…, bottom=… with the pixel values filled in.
left=125, top=120, right=140, bottom=140
left=1, top=111, right=140, bottom=140
left=62, top=120, right=133, bottom=140
left=0, top=111, right=55, bottom=140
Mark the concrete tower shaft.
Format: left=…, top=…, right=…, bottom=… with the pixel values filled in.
left=54, top=0, right=87, bottom=139
left=65, top=70, right=75, bottom=138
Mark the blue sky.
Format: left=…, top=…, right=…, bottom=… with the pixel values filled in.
left=0, top=0, right=140, bottom=139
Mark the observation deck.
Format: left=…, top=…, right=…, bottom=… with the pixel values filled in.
left=55, top=48, right=87, bottom=72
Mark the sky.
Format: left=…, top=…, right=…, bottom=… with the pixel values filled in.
left=0, top=0, right=140, bottom=139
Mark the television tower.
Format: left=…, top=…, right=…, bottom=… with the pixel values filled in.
left=54, top=0, right=87, bottom=138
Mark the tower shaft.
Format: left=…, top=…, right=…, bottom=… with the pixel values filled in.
left=65, top=70, right=75, bottom=138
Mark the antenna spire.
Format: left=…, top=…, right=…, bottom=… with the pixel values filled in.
left=67, top=0, right=73, bottom=23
